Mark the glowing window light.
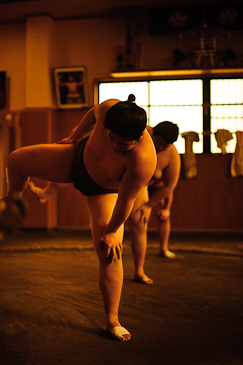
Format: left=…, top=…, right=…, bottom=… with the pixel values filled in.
left=210, top=79, right=243, bottom=153
left=98, top=79, right=203, bottom=153
left=98, top=78, right=243, bottom=154
left=149, top=106, right=203, bottom=154
left=150, top=80, right=202, bottom=105
left=98, top=82, right=148, bottom=105
left=149, top=80, right=203, bottom=153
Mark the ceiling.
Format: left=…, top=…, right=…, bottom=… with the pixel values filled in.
left=0, top=0, right=234, bottom=24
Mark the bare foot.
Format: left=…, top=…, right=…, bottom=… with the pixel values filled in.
left=108, top=326, right=131, bottom=341
left=159, top=250, right=175, bottom=259
left=133, top=274, right=153, bottom=284
left=0, top=195, right=28, bottom=232
left=28, top=182, right=47, bottom=203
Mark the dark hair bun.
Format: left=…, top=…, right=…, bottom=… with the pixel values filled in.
left=127, top=94, right=136, bottom=102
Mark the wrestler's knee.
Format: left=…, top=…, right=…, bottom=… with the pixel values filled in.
left=94, top=239, right=123, bottom=264
left=98, top=251, right=122, bottom=265
left=8, top=148, right=29, bottom=172
left=8, top=150, right=20, bottom=169
left=128, top=215, right=148, bottom=235
left=156, top=209, right=170, bottom=221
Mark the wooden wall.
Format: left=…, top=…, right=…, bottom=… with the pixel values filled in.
left=151, top=154, right=243, bottom=232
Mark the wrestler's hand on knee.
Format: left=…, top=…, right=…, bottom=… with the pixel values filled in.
left=100, top=232, right=123, bottom=264
left=156, top=208, right=170, bottom=221
left=135, top=203, right=151, bottom=224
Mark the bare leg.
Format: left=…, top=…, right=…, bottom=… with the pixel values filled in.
left=29, top=181, right=69, bottom=203
left=127, top=187, right=153, bottom=284
left=3, top=143, right=130, bottom=341
left=5, top=143, right=77, bottom=198
left=157, top=217, right=175, bottom=258
left=87, top=194, right=131, bottom=341
left=1, top=143, right=77, bottom=232
left=129, top=221, right=153, bottom=284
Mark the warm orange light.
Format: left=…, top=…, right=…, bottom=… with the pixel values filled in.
left=110, top=68, right=243, bottom=78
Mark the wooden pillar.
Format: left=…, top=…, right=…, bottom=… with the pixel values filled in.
left=22, top=16, right=57, bottom=229
left=25, top=16, right=55, bottom=108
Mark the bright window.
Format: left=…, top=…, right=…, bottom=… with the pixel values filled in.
left=99, top=82, right=149, bottom=105
left=149, top=80, right=203, bottom=153
left=210, top=79, right=243, bottom=153
left=98, top=77, right=243, bottom=154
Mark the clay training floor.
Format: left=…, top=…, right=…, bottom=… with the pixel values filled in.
left=0, top=230, right=243, bottom=365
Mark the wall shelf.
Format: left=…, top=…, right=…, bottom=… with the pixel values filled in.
left=110, top=68, right=243, bottom=79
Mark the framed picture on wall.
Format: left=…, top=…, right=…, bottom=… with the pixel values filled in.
left=54, top=66, right=89, bottom=109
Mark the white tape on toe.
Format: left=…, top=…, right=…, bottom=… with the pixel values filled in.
left=110, top=326, right=131, bottom=341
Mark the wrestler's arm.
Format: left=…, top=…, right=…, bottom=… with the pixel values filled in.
left=58, top=99, right=120, bottom=144
left=146, top=150, right=180, bottom=208
left=155, top=192, right=173, bottom=221
left=58, top=107, right=97, bottom=143
left=162, top=192, right=173, bottom=210
left=94, top=99, right=120, bottom=122
left=102, top=150, right=157, bottom=261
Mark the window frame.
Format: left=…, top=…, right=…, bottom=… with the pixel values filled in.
left=94, top=69, right=243, bottom=154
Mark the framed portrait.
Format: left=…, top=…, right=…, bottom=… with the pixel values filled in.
left=54, top=66, right=89, bottom=109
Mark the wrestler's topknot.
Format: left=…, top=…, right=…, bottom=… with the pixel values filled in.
left=127, top=94, right=136, bottom=103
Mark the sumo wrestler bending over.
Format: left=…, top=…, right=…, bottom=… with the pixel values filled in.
left=2, top=99, right=156, bottom=341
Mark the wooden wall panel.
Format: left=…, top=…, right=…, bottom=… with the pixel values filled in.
left=20, top=109, right=58, bottom=229
left=148, top=154, right=243, bottom=232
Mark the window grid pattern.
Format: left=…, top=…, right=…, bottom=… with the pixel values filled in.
left=210, top=79, right=243, bottom=153
left=98, top=78, right=243, bottom=154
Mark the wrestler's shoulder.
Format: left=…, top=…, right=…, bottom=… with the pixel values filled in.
left=98, top=99, right=120, bottom=109
left=95, top=99, right=120, bottom=120
left=132, top=134, right=156, bottom=165
left=141, top=129, right=157, bottom=153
